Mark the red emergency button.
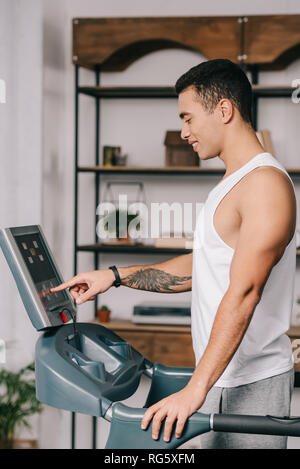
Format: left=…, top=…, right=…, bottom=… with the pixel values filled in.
left=61, top=312, right=68, bottom=323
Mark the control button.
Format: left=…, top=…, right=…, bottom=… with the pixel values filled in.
left=61, top=312, right=68, bottom=323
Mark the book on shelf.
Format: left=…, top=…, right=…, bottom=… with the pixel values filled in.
left=256, top=129, right=275, bottom=157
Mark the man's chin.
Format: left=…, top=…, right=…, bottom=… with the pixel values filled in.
left=198, top=153, right=218, bottom=160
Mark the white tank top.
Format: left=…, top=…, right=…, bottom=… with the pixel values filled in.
left=191, top=152, right=296, bottom=387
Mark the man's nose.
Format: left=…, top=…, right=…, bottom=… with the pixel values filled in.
left=181, top=125, right=190, bottom=141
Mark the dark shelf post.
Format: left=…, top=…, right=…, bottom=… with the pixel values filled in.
left=249, top=64, right=259, bottom=130
left=74, top=64, right=79, bottom=276
left=92, top=67, right=101, bottom=451
left=94, top=67, right=101, bottom=320
left=72, top=63, right=80, bottom=451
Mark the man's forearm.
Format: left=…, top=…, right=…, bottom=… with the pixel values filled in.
left=188, top=287, right=260, bottom=393
left=117, top=253, right=192, bottom=293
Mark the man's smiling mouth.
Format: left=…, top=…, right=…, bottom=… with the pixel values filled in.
left=190, top=141, right=198, bottom=151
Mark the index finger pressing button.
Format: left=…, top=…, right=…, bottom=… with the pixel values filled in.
left=51, top=281, right=72, bottom=292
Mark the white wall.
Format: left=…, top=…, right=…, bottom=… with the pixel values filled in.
left=0, top=0, right=43, bottom=443
left=0, top=0, right=42, bottom=367
left=1, top=0, right=300, bottom=449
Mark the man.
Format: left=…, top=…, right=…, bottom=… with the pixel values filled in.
left=51, top=59, right=297, bottom=449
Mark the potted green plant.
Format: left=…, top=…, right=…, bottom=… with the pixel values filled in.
left=0, top=363, right=43, bottom=449
left=97, top=304, right=111, bottom=323
left=103, top=209, right=140, bottom=242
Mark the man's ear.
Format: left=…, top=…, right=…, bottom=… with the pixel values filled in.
left=218, top=98, right=233, bottom=124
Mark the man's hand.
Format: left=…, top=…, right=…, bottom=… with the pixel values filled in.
left=141, top=384, right=206, bottom=442
left=50, top=270, right=115, bottom=304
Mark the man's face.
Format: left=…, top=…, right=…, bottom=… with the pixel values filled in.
left=178, top=86, right=223, bottom=160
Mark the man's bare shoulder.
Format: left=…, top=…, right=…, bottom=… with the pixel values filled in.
left=237, top=165, right=296, bottom=245
left=238, top=165, right=296, bottom=207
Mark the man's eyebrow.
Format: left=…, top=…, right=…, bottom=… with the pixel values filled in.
left=179, top=112, right=190, bottom=119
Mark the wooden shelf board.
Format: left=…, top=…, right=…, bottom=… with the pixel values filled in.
left=77, top=243, right=192, bottom=254
left=78, top=165, right=224, bottom=175
left=78, top=244, right=299, bottom=255
left=77, top=243, right=300, bottom=255
left=90, top=319, right=191, bottom=333
left=78, top=165, right=300, bottom=176
left=252, top=85, right=297, bottom=96
left=78, top=86, right=177, bottom=98
left=78, top=85, right=297, bottom=99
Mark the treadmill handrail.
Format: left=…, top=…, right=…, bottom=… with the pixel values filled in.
left=212, top=413, right=300, bottom=437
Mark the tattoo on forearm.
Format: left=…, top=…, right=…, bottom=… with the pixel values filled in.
left=123, top=268, right=192, bottom=292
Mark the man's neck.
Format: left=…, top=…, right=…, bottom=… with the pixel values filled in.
left=218, top=125, right=266, bottom=178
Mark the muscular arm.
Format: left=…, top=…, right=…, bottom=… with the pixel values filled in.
left=118, top=252, right=193, bottom=293
left=50, top=251, right=193, bottom=304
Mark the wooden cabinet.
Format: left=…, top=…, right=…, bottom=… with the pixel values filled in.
left=288, top=326, right=300, bottom=373
left=96, top=320, right=300, bottom=373
left=96, top=320, right=195, bottom=367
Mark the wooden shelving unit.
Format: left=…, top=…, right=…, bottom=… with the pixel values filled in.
left=72, top=14, right=300, bottom=449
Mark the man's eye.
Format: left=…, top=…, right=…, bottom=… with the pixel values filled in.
left=185, top=119, right=191, bottom=124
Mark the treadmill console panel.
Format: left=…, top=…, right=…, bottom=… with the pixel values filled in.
left=0, top=225, right=76, bottom=330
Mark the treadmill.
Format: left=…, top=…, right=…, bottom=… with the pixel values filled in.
left=1, top=224, right=300, bottom=449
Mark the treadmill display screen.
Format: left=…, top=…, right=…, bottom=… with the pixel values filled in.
left=14, top=233, right=67, bottom=309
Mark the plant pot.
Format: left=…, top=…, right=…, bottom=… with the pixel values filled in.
left=0, top=438, right=13, bottom=449
left=13, top=439, right=38, bottom=450
left=117, top=232, right=130, bottom=243
left=97, top=309, right=111, bottom=323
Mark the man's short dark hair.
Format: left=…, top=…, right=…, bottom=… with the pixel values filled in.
left=175, top=59, right=253, bottom=125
